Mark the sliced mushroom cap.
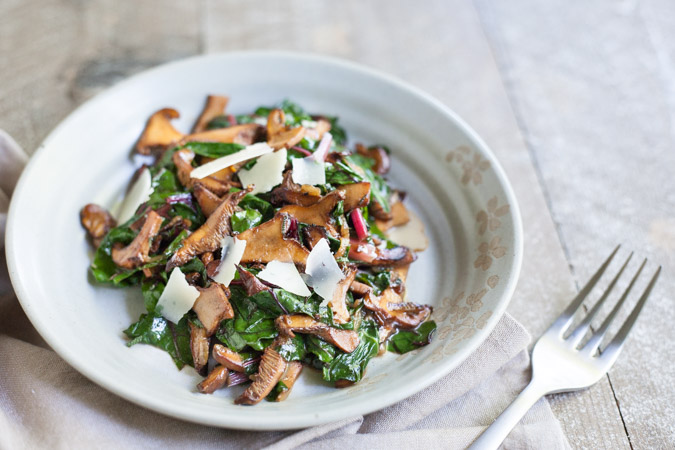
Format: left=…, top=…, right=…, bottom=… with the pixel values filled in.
left=275, top=314, right=360, bottom=353
left=173, top=149, right=233, bottom=195
left=193, top=283, right=233, bottom=336
left=269, top=171, right=323, bottom=207
left=278, top=190, right=345, bottom=236
left=135, top=108, right=184, bottom=155
left=189, top=322, right=210, bottom=373
left=363, top=288, right=432, bottom=329
left=197, top=365, right=229, bottom=394
left=369, top=199, right=392, bottom=221
left=192, top=95, right=229, bottom=133
left=212, top=343, right=247, bottom=372
left=370, top=245, right=417, bottom=267
left=234, top=347, right=287, bottom=405
left=349, top=280, right=372, bottom=297
left=303, top=119, right=331, bottom=141
left=337, top=182, right=371, bottom=212
left=236, top=266, right=271, bottom=296
left=237, top=214, right=310, bottom=266
left=266, top=109, right=306, bottom=149
left=375, top=199, right=410, bottom=231
left=193, top=183, right=222, bottom=217
left=356, top=143, right=391, bottom=175
left=275, top=361, right=303, bottom=402
left=329, top=266, right=357, bottom=324
left=183, top=123, right=263, bottom=146
left=167, top=188, right=250, bottom=270
left=301, top=225, right=329, bottom=250
left=112, top=210, right=164, bottom=269
left=80, top=204, right=116, bottom=248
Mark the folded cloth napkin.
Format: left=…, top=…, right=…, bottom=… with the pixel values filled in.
left=0, top=131, right=570, bottom=449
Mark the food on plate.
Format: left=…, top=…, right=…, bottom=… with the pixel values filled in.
left=80, top=97, right=435, bottom=405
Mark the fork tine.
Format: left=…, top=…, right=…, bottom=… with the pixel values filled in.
left=550, top=245, right=620, bottom=337
left=582, top=259, right=647, bottom=355
left=597, top=266, right=661, bottom=368
left=567, top=252, right=633, bottom=347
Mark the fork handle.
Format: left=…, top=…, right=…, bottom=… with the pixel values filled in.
left=468, top=379, right=549, bottom=449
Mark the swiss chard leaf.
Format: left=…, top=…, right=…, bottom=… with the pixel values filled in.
left=231, top=208, right=263, bottom=233
left=306, top=335, right=336, bottom=364
left=182, top=142, right=245, bottom=158
left=325, top=116, right=347, bottom=145
left=231, top=188, right=274, bottom=222
left=217, top=286, right=278, bottom=351
left=387, top=321, right=437, bottom=354
left=141, top=280, right=165, bottom=312
left=355, top=271, right=392, bottom=296
left=322, top=320, right=379, bottom=383
left=275, top=334, right=306, bottom=362
left=265, top=381, right=289, bottom=402
left=345, top=155, right=392, bottom=213
left=124, top=312, right=192, bottom=369
left=90, top=226, right=138, bottom=285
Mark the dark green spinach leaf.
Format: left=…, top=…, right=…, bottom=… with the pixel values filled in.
left=387, top=321, right=437, bottom=354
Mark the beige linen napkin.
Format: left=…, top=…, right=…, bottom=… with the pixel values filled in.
left=0, top=132, right=570, bottom=450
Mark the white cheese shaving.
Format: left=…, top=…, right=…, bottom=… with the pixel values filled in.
left=237, top=148, right=287, bottom=195
left=291, top=157, right=326, bottom=186
left=189, top=142, right=273, bottom=179
left=305, top=238, right=344, bottom=306
left=386, top=210, right=428, bottom=252
left=155, top=267, right=200, bottom=323
left=212, top=236, right=247, bottom=286
left=117, top=167, right=152, bottom=223
left=257, top=261, right=311, bottom=297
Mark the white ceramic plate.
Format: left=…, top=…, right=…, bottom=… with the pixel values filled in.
left=6, top=52, right=522, bottom=430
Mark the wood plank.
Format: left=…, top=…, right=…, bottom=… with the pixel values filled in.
left=0, top=0, right=202, bottom=155
left=475, top=0, right=675, bottom=448
left=205, top=1, right=629, bottom=447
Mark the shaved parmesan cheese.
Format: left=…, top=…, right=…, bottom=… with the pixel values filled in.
left=190, top=142, right=273, bottom=179
left=117, top=168, right=152, bottom=223
left=237, top=148, right=287, bottom=195
left=156, top=268, right=200, bottom=323
left=305, top=238, right=344, bottom=306
left=291, top=157, right=325, bottom=186
left=386, top=210, right=428, bottom=252
left=212, top=236, right=247, bottom=286
left=258, top=261, right=311, bottom=297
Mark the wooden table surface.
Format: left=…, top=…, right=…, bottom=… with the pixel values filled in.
left=2, top=1, right=673, bottom=448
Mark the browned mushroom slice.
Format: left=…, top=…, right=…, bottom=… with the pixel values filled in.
left=275, top=314, right=360, bottom=353
left=237, top=214, right=310, bottom=266
left=266, top=109, right=306, bottom=149
left=197, top=365, right=229, bottom=394
left=235, top=347, right=287, bottom=405
left=192, top=95, right=229, bottom=133
left=369, top=199, right=392, bottom=221
left=182, top=123, right=263, bottom=146
left=193, top=183, right=222, bottom=217
left=193, top=283, right=233, bottom=336
left=111, top=211, right=163, bottom=269
left=349, top=280, right=372, bottom=297
left=189, top=322, right=209, bottom=373
left=375, top=198, right=410, bottom=231
left=80, top=204, right=117, bottom=248
left=167, top=188, right=250, bottom=270
left=135, top=108, right=184, bottom=155
left=173, top=149, right=197, bottom=188
left=363, top=288, right=432, bottom=329
left=236, top=266, right=271, bottom=296
left=337, top=182, right=371, bottom=212
left=301, top=225, right=329, bottom=250
left=212, top=343, right=246, bottom=372
left=275, top=361, right=303, bottom=402
left=370, top=245, right=417, bottom=267
left=356, top=143, right=391, bottom=175
left=304, top=119, right=332, bottom=141
left=269, top=171, right=323, bottom=207
left=330, top=267, right=357, bottom=324
left=278, top=190, right=345, bottom=236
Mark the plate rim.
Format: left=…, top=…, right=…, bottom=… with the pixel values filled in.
left=6, top=50, right=523, bottom=430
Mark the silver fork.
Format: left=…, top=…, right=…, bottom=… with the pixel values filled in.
left=469, top=246, right=661, bottom=449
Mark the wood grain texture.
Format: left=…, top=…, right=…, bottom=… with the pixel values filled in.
left=475, top=0, right=675, bottom=447
left=2, top=0, right=668, bottom=447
